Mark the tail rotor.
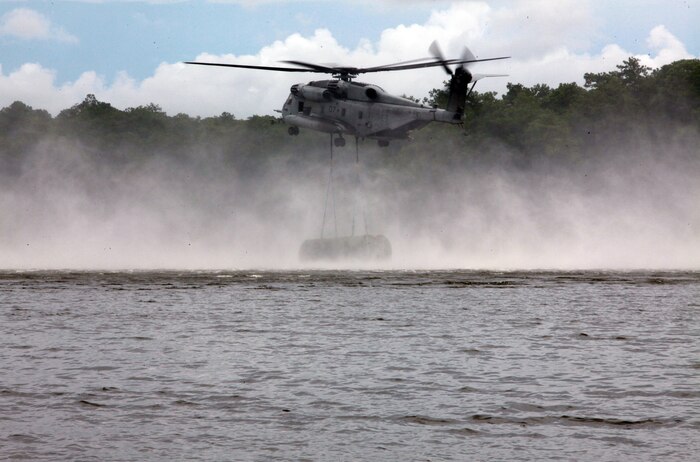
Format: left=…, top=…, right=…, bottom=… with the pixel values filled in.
left=429, top=41, right=506, bottom=119
left=429, top=41, right=476, bottom=118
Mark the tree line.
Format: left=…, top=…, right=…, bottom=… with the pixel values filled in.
left=428, top=57, right=699, bottom=159
left=1, top=57, right=698, bottom=177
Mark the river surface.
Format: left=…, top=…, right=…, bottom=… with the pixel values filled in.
left=1, top=270, right=699, bottom=461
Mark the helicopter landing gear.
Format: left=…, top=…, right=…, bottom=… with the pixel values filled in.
left=378, top=139, right=390, bottom=147
left=334, top=136, right=346, bottom=147
left=288, top=126, right=300, bottom=136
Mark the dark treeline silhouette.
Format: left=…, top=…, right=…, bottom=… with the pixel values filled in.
left=1, top=57, right=698, bottom=178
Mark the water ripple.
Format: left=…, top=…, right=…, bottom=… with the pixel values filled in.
left=1, top=270, right=699, bottom=461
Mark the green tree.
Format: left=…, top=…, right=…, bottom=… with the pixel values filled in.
left=0, top=101, right=52, bottom=174
left=651, top=59, right=700, bottom=123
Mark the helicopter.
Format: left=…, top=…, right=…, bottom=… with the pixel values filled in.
left=186, top=41, right=508, bottom=147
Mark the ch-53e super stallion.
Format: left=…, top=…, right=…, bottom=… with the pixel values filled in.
left=186, top=41, right=508, bottom=147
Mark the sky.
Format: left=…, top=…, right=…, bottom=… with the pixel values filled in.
left=0, top=0, right=698, bottom=118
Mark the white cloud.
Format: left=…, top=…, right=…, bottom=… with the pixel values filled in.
left=644, top=24, right=693, bottom=65
left=0, top=8, right=78, bottom=43
left=0, top=1, right=697, bottom=117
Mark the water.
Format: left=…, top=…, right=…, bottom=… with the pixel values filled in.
left=1, top=270, right=699, bottom=461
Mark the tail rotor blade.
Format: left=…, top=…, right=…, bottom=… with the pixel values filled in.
left=457, top=46, right=477, bottom=83
left=429, top=40, right=453, bottom=75
left=460, top=46, right=477, bottom=70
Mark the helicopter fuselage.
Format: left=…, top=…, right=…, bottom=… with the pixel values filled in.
left=281, top=79, right=461, bottom=142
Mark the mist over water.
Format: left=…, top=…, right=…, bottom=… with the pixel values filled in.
left=1, top=132, right=698, bottom=270
left=382, top=141, right=700, bottom=269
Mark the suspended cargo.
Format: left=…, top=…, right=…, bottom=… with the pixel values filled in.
left=299, top=235, right=391, bottom=262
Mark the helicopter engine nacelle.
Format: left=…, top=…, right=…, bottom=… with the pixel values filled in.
left=299, top=85, right=332, bottom=102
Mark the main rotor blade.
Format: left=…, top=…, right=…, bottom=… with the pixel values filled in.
left=281, top=60, right=346, bottom=74
left=184, top=61, right=326, bottom=73
left=448, top=56, right=511, bottom=66
left=355, top=55, right=510, bottom=74
left=361, top=57, right=438, bottom=73
left=186, top=54, right=510, bottom=77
